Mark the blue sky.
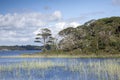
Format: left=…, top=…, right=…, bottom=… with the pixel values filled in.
left=0, top=0, right=120, bottom=19
left=0, top=0, right=120, bottom=45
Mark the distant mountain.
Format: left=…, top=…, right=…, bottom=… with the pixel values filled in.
left=0, top=45, right=43, bottom=50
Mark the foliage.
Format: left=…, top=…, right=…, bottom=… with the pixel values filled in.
left=58, top=17, right=120, bottom=54
left=34, top=28, right=56, bottom=51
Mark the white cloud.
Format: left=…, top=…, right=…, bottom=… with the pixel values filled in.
left=53, top=11, right=62, bottom=19
left=0, top=30, right=29, bottom=42
left=55, top=22, right=66, bottom=30
left=48, top=22, right=80, bottom=36
left=0, top=11, right=62, bottom=43
left=0, top=37, right=29, bottom=42
left=20, top=38, right=29, bottom=42
left=0, top=12, right=62, bottom=28
left=33, top=21, right=80, bottom=37
left=54, top=22, right=80, bottom=30
left=69, top=22, right=80, bottom=28
left=0, top=11, right=82, bottom=45
left=33, top=28, right=41, bottom=35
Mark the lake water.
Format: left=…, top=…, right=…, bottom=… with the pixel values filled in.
left=0, top=57, right=120, bottom=80
left=0, top=50, right=41, bottom=56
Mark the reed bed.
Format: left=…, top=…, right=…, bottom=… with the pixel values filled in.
left=0, top=59, right=120, bottom=80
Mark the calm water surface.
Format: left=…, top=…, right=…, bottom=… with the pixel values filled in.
left=0, top=50, right=41, bottom=56
left=0, top=51, right=120, bottom=80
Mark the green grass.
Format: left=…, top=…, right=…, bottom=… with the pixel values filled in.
left=20, top=49, right=120, bottom=58
left=1, top=49, right=120, bottom=58
left=0, top=60, right=65, bottom=71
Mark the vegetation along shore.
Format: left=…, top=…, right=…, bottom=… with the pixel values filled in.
left=33, top=16, right=120, bottom=57
left=1, top=16, right=119, bottom=58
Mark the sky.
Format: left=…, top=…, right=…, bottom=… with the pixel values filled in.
left=0, top=0, right=120, bottom=46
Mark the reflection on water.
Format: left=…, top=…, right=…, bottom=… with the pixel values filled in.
left=0, top=58, right=120, bottom=80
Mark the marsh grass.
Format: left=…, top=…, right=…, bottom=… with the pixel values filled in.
left=0, top=59, right=120, bottom=80
left=66, top=59, right=120, bottom=80
left=0, top=61, right=64, bottom=71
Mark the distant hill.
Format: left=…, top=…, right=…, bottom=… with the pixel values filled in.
left=0, top=45, right=43, bottom=50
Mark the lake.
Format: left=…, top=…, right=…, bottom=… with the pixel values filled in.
left=0, top=50, right=41, bottom=56
left=0, top=57, right=120, bottom=80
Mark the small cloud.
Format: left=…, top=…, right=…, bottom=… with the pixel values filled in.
left=47, top=21, right=80, bottom=36
left=53, top=11, right=62, bottom=20
left=54, top=22, right=66, bottom=30
left=69, top=22, right=80, bottom=28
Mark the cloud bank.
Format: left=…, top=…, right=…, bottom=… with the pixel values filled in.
left=0, top=11, right=80, bottom=45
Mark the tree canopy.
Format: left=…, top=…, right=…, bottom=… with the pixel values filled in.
left=58, top=17, right=120, bottom=54
left=34, top=17, right=120, bottom=54
left=34, top=28, right=54, bottom=51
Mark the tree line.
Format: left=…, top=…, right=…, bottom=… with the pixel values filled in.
left=0, top=45, right=42, bottom=50
left=35, top=17, right=120, bottom=54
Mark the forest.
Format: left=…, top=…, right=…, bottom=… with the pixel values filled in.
left=35, top=16, right=120, bottom=55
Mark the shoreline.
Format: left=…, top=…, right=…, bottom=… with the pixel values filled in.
left=1, top=54, right=120, bottom=58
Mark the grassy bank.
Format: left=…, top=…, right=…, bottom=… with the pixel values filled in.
left=1, top=50, right=120, bottom=58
